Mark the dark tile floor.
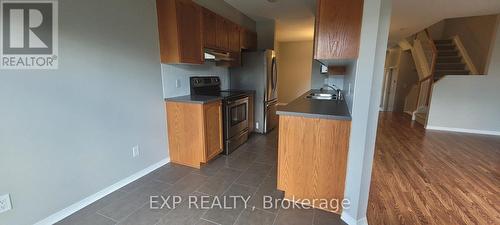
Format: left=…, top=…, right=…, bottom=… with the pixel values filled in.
left=57, top=130, right=346, bottom=225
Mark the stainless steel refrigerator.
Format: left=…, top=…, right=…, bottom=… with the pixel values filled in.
left=229, top=49, right=278, bottom=134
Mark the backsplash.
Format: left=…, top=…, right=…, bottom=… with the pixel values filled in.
left=324, top=75, right=344, bottom=90
left=311, top=60, right=344, bottom=90
left=161, top=61, right=230, bottom=98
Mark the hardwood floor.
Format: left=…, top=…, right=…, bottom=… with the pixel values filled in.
left=368, top=113, right=500, bottom=225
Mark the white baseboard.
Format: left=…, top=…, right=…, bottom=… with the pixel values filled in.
left=341, top=212, right=369, bottom=225
left=34, top=158, right=170, bottom=225
left=426, top=126, right=500, bottom=136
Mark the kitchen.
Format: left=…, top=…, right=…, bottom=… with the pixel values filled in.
left=0, top=0, right=395, bottom=223
left=161, top=0, right=360, bottom=220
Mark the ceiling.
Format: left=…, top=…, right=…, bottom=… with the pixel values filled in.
left=224, top=0, right=316, bottom=42
left=225, top=0, right=500, bottom=43
left=390, top=0, right=500, bottom=45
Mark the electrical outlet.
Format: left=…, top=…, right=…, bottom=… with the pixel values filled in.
left=132, top=145, right=140, bottom=158
left=175, top=79, right=181, bottom=88
left=255, top=122, right=259, bottom=130
left=0, top=194, right=12, bottom=213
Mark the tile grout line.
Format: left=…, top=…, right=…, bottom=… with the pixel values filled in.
left=199, top=156, right=250, bottom=223
left=95, top=211, right=119, bottom=223
left=200, top=217, right=221, bottom=225
left=231, top=154, right=276, bottom=225
left=200, top=150, right=260, bottom=225
left=271, top=207, right=281, bottom=225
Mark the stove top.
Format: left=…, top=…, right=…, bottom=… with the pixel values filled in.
left=219, top=90, right=247, bottom=98
left=190, top=76, right=247, bottom=100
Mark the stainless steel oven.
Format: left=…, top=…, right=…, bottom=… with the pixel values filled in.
left=224, top=96, right=249, bottom=154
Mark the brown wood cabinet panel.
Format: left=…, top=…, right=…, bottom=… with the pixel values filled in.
left=157, top=0, right=203, bottom=64
left=166, top=100, right=223, bottom=168
left=166, top=101, right=204, bottom=168
left=277, top=115, right=350, bottom=214
left=202, top=8, right=217, bottom=49
left=328, top=66, right=347, bottom=75
left=203, top=101, right=223, bottom=161
left=240, top=28, right=257, bottom=50
left=228, top=22, right=241, bottom=52
left=216, top=16, right=229, bottom=50
left=176, top=0, right=203, bottom=63
left=313, top=0, right=363, bottom=60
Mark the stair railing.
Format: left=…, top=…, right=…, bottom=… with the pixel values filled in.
left=413, top=29, right=437, bottom=114
left=451, top=35, right=480, bottom=74
left=425, top=29, right=438, bottom=105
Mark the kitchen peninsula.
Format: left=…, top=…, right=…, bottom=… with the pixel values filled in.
left=276, top=90, right=351, bottom=213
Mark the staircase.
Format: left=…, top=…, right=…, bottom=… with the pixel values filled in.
left=433, top=39, right=470, bottom=81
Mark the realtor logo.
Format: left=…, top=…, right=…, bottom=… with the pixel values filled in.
left=1, top=0, right=58, bottom=69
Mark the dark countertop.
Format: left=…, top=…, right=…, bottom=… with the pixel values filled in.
left=165, top=95, right=221, bottom=104
left=277, top=90, right=351, bottom=121
left=224, top=89, right=256, bottom=95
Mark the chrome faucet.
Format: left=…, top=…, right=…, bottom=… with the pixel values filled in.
left=320, top=84, right=343, bottom=100
left=320, top=84, right=339, bottom=92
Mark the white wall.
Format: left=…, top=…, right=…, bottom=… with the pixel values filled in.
left=427, top=15, right=500, bottom=134
left=341, top=0, right=392, bottom=224
left=257, top=20, right=276, bottom=50
left=276, top=41, right=313, bottom=104
left=0, top=0, right=166, bottom=225
left=343, top=63, right=358, bottom=114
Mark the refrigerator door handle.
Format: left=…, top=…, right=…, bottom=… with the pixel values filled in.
left=271, top=57, right=277, bottom=91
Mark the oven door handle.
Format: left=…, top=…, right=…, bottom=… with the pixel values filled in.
left=226, top=97, right=249, bottom=106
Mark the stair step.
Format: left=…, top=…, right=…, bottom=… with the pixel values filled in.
left=434, top=70, right=470, bottom=75
left=437, top=56, right=462, bottom=63
left=415, top=113, right=427, bottom=125
left=435, top=44, right=455, bottom=51
left=438, top=50, right=459, bottom=56
left=434, top=39, right=453, bottom=44
left=435, top=63, right=465, bottom=70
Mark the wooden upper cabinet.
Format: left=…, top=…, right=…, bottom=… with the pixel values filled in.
left=157, top=0, right=203, bottom=64
left=228, top=22, right=241, bottom=52
left=157, top=0, right=245, bottom=66
left=215, top=17, right=229, bottom=50
left=240, top=28, right=257, bottom=50
left=313, top=0, right=363, bottom=60
left=202, top=8, right=217, bottom=49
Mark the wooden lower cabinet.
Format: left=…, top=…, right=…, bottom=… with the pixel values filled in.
left=277, top=115, right=351, bottom=214
left=166, top=100, right=223, bottom=168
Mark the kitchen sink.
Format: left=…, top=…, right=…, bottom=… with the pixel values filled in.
left=306, top=92, right=338, bottom=100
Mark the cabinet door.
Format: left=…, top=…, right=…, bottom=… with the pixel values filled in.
left=175, top=0, right=204, bottom=64
left=202, top=8, right=217, bottom=49
left=216, top=16, right=229, bottom=50
left=248, top=31, right=257, bottom=50
left=228, top=22, right=241, bottom=52
left=313, top=0, right=363, bottom=60
left=248, top=94, right=255, bottom=132
left=240, top=28, right=257, bottom=50
left=204, top=101, right=223, bottom=161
